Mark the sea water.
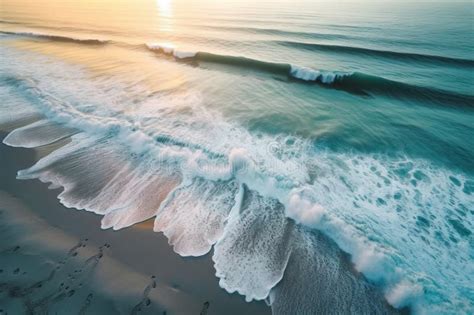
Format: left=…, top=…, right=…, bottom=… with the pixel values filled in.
left=1, top=0, right=473, bottom=313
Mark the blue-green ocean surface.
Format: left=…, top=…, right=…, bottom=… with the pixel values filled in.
left=1, top=0, right=473, bottom=314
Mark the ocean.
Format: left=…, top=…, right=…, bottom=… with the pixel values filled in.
left=1, top=0, right=473, bottom=313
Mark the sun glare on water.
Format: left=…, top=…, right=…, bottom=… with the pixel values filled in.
left=156, top=0, right=173, bottom=32
left=157, top=0, right=173, bottom=18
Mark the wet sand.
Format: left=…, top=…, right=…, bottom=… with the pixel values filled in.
left=0, top=132, right=271, bottom=314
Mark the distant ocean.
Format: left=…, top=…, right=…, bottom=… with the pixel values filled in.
left=1, top=0, right=473, bottom=313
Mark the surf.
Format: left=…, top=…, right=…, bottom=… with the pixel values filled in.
left=2, top=30, right=473, bottom=109
left=1, top=44, right=473, bottom=314
left=145, top=42, right=474, bottom=108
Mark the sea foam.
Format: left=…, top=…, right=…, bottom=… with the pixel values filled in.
left=289, top=65, right=351, bottom=83
left=146, top=42, right=197, bottom=59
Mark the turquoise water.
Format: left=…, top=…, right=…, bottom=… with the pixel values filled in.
left=1, top=1, right=473, bottom=313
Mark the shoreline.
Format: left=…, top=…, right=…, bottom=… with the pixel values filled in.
left=0, top=128, right=406, bottom=314
left=0, top=132, right=271, bottom=314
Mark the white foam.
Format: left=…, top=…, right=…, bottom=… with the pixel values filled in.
left=213, top=188, right=292, bottom=302
left=154, top=179, right=238, bottom=256
left=290, top=65, right=321, bottom=81
left=286, top=189, right=325, bottom=226
left=173, top=50, right=197, bottom=59
left=146, top=42, right=197, bottom=59
left=386, top=281, right=423, bottom=309
left=0, top=83, right=41, bottom=127
left=3, top=119, right=77, bottom=148
left=146, top=42, right=175, bottom=54
left=289, top=65, right=351, bottom=84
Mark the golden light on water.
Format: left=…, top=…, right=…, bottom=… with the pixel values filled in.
left=156, top=0, right=173, bottom=32
left=157, top=0, right=173, bottom=17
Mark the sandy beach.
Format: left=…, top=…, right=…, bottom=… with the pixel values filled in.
left=0, top=131, right=271, bottom=314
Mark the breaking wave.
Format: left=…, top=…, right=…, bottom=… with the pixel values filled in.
left=0, top=30, right=109, bottom=45
left=145, top=42, right=474, bottom=107
left=2, top=30, right=472, bottom=108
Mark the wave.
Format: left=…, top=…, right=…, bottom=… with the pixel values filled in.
left=145, top=43, right=474, bottom=108
left=195, top=24, right=472, bottom=67
left=202, top=24, right=356, bottom=41
left=277, top=40, right=474, bottom=67
left=146, top=42, right=351, bottom=83
left=2, top=30, right=473, bottom=107
left=0, top=31, right=109, bottom=45
left=333, top=72, right=474, bottom=107
left=0, top=19, right=127, bottom=37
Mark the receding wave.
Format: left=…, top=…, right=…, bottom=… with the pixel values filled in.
left=277, top=40, right=474, bottom=67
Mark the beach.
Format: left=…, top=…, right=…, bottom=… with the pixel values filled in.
left=0, top=131, right=271, bottom=314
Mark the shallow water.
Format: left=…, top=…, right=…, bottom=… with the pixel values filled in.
left=1, top=0, right=473, bottom=314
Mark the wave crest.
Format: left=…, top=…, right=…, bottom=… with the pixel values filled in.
left=1, top=30, right=109, bottom=45
left=2, top=30, right=472, bottom=108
